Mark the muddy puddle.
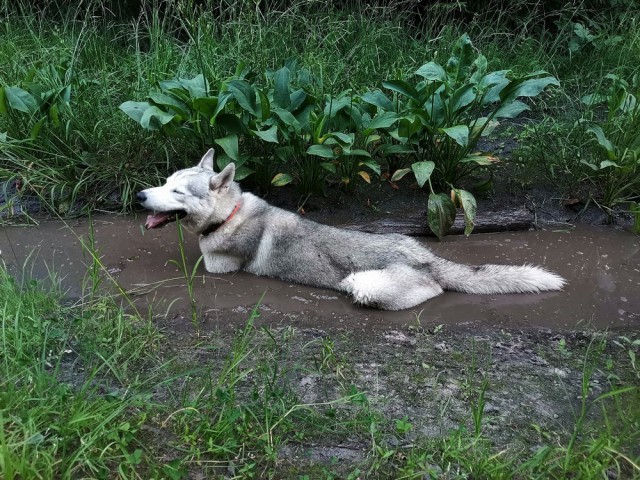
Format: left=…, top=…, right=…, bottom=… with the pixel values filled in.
left=1, top=214, right=638, bottom=331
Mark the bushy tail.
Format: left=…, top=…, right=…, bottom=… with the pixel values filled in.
left=431, top=258, right=566, bottom=294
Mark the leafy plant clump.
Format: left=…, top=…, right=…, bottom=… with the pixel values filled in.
left=363, top=34, right=559, bottom=237
left=120, top=35, right=558, bottom=238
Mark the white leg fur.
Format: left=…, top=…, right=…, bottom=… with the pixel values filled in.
left=339, top=265, right=443, bottom=310
left=203, top=253, right=243, bottom=273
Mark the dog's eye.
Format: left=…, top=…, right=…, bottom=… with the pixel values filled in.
left=173, top=189, right=184, bottom=195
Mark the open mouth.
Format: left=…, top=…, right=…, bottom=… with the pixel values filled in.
left=145, top=210, right=187, bottom=229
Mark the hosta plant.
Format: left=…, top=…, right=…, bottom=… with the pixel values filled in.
left=362, top=33, right=560, bottom=238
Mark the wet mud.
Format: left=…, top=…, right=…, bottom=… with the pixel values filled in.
left=1, top=214, right=638, bottom=331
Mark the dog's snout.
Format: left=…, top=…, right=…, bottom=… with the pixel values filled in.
left=136, top=191, right=147, bottom=203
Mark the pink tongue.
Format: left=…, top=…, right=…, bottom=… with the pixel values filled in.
left=145, top=212, right=174, bottom=229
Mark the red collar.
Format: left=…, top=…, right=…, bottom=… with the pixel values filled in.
left=200, top=201, right=241, bottom=237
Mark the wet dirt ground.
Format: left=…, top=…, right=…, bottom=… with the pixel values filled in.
left=1, top=214, right=638, bottom=332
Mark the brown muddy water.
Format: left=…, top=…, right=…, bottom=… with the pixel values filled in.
left=1, top=214, right=638, bottom=331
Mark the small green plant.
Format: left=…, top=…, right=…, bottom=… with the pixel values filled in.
left=168, top=217, right=204, bottom=332
left=568, top=22, right=623, bottom=55
left=395, top=416, right=413, bottom=435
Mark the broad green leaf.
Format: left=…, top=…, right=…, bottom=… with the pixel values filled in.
left=470, top=117, right=499, bottom=137
left=228, top=79, right=257, bottom=115
left=273, top=67, right=291, bottom=109
left=140, top=106, right=176, bottom=130
left=159, top=79, right=184, bottom=92
left=306, top=144, right=335, bottom=158
left=581, top=92, right=606, bottom=106
left=234, top=164, right=254, bottom=181
left=214, top=134, right=240, bottom=162
left=149, top=93, right=189, bottom=118
left=346, top=149, right=372, bottom=158
left=49, top=103, right=60, bottom=126
left=442, top=125, right=469, bottom=147
left=451, top=84, right=477, bottom=113
left=321, top=161, right=337, bottom=173
left=289, top=89, right=308, bottom=112
left=119, top=101, right=151, bottom=125
left=364, top=133, right=381, bottom=145
left=482, top=78, right=510, bottom=104
left=312, top=113, right=328, bottom=143
left=324, top=95, right=352, bottom=118
left=215, top=113, right=247, bottom=134
left=192, top=97, right=218, bottom=118
left=600, top=160, right=620, bottom=169
left=5, top=87, right=38, bottom=114
left=470, top=54, right=488, bottom=84
left=494, top=100, right=530, bottom=119
left=446, top=34, right=474, bottom=85
left=59, top=85, right=71, bottom=105
left=257, top=89, right=271, bottom=122
left=367, top=111, right=400, bottom=130
left=580, top=159, right=599, bottom=171
left=271, top=173, right=293, bottom=186
left=180, top=74, right=208, bottom=98
left=453, top=189, right=477, bottom=236
left=361, top=90, right=395, bottom=111
left=359, top=158, right=381, bottom=175
left=214, top=91, right=233, bottom=116
left=500, top=75, right=560, bottom=103
left=272, top=107, right=301, bottom=133
left=390, top=168, right=411, bottom=182
left=253, top=125, right=279, bottom=143
left=324, top=132, right=353, bottom=146
left=411, top=161, right=435, bottom=188
left=479, top=70, right=510, bottom=89
left=0, top=87, right=7, bottom=114
left=295, top=103, right=316, bottom=131
left=30, top=117, right=46, bottom=140
left=275, top=146, right=295, bottom=162
left=398, top=117, right=423, bottom=139
left=382, top=80, right=421, bottom=104
left=587, top=125, right=615, bottom=158
left=428, top=193, right=456, bottom=240
left=416, top=62, right=447, bottom=81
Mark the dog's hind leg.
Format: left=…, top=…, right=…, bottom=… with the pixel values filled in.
left=339, top=265, right=443, bottom=310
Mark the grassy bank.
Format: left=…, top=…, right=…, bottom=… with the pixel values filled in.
left=1, top=0, right=639, bottom=220
left=1, top=258, right=639, bottom=478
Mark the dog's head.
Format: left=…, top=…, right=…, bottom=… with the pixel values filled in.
left=137, top=149, right=239, bottom=232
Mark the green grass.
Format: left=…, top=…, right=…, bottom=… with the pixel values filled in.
left=1, top=0, right=639, bottom=213
left=1, top=258, right=639, bottom=478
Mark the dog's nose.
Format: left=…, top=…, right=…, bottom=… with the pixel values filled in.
left=136, top=191, right=147, bottom=203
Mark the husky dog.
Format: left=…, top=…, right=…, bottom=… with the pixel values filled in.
left=137, top=149, right=565, bottom=310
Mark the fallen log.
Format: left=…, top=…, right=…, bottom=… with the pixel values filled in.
left=340, top=208, right=533, bottom=236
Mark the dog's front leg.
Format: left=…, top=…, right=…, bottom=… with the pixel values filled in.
left=203, top=253, right=243, bottom=273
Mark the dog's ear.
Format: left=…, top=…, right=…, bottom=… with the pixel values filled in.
left=210, top=163, right=235, bottom=191
left=197, top=148, right=215, bottom=170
